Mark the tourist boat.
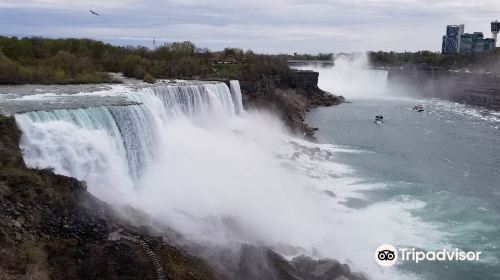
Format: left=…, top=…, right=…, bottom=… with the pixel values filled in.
left=413, top=105, right=424, bottom=112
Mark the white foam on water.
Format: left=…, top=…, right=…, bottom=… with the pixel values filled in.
left=430, top=99, right=500, bottom=124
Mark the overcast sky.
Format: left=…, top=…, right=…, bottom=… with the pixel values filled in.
left=1, top=0, right=500, bottom=53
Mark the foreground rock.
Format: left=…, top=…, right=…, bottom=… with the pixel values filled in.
left=240, top=70, right=344, bottom=139
left=290, top=256, right=367, bottom=280
left=202, top=243, right=367, bottom=280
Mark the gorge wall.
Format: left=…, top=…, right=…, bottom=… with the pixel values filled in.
left=388, top=67, right=500, bottom=110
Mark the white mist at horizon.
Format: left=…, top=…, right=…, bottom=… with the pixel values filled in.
left=14, top=82, right=443, bottom=280
left=297, top=53, right=390, bottom=100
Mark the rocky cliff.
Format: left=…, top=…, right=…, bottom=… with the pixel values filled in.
left=388, top=67, right=500, bottom=110
left=240, top=70, right=344, bottom=138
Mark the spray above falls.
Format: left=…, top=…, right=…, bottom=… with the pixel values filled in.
left=296, top=53, right=389, bottom=100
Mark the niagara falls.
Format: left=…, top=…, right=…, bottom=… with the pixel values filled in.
left=1, top=1, right=500, bottom=280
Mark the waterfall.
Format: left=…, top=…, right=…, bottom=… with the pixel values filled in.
left=15, top=82, right=242, bottom=202
left=229, top=80, right=244, bottom=115
left=126, top=82, right=241, bottom=120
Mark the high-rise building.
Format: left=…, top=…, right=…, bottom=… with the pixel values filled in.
left=442, top=23, right=496, bottom=54
left=442, top=24, right=464, bottom=54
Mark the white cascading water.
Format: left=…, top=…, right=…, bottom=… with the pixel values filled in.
left=15, top=80, right=436, bottom=279
left=229, top=80, right=244, bottom=115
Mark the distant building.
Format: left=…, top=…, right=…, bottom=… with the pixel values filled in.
left=442, top=24, right=464, bottom=54
left=492, top=20, right=500, bottom=48
left=213, top=56, right=238, bottom=64
left=459, top=32, right=495, bottom=53
left=442, top=22, right=497, bottom=54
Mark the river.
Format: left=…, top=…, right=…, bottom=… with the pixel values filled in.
left=306, top=60, right=500, bottom=279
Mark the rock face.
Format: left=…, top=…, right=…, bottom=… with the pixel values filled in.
left=239, top=70, right=344, bottom=138
left=388, top=67, right=500, bottom=110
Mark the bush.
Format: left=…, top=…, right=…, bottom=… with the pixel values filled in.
left=0, top=51, right=22, bottom=84
left=143, top=73, right=155, bottom=84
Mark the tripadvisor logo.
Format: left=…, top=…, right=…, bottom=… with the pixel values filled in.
left=375, top=244, right=482, bottom=267
left=375, top=244, right=398, bottom=267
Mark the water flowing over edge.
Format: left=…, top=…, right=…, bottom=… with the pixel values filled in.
left=16, top=82, right=241, bottom=181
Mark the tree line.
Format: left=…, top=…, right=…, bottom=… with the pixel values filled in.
left=0, top=36, right=291, bottom=84
left=368, top=50, right=500, bottom=73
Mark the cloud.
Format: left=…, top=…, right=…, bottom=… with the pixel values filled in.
left=1, top=0, right=500, bottom=52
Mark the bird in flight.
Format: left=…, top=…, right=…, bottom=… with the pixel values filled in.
left=90, top=10, right=100, bottom=16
